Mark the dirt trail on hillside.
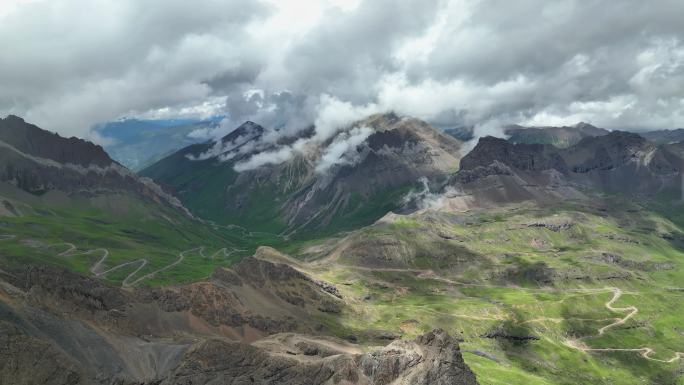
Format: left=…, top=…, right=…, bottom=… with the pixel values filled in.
left=563, top=288, right=683, bottom=363
left=597, top=288, right=638, bottom=335
left=333, top=263, right=683, bottom=364
left=199, top=246, right=245, bottom=260
left=45, top=240, right=244, bottom=286
left=55, top=243, right=111, bottom=275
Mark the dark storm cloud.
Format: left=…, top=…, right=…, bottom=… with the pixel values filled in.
left=1, top=0, right=683, bottom=144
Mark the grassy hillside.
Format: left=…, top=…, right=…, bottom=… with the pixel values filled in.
left=0, top=190, right=270, bottom=286
left=296, top=199, right=684, bottom=385
left=2, top=168, right=683, bottom=384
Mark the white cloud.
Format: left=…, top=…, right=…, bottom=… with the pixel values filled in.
left=312, top=95, right=379, bottom=141
left=2, top=0, right=684, bottom=146
left=233, top=145, right=295, bottom=172
left=315, top=125, right=374, bottom=173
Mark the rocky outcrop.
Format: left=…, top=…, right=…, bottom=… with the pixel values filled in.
left=135, top=254, right=343, bottom=334
left=161, top=329, right=479, bottom=385
left=11, top=265, right=130, bottom=312
left=5, top=249, right=343, bottom=337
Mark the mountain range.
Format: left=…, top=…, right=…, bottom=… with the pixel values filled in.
left=1, top=113, right=684, bottom=385
left=141, top=113, right=463, bottom=237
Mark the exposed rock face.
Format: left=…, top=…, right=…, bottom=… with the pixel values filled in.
left=560, top=131, right=681, bottom=194
left=161, top=329, right=479, bottom=385
left=427, top=137, right=582, bottom=210
left=460, top=137, right=567, bottom=172
left=429, top=131, right=683, bottom=211
left=11, top=265, right=131, bottom=313
left=462, top=131, right=682, bottom=188
left=279, top=114, right=462, bottom=230
left=219, top=120, right=265, bottom=147
left=565, top=131, right=656, bottom=173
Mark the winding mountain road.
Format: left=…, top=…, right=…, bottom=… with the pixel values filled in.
left=199, top=246, right=245, bottom=260
left=50, top=241, right=201, bottom=286
left=597, top=288, right=638, bottom=335
left=563, top=287, right=683, bottom=363
left=125, top=246, right=201, bottom=286
left=335, top=263, right=683, bottom=364
left=55, top=243, right=111, bottom=275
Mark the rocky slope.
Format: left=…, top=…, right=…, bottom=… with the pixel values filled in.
left=419, top=131, right=683, bottom=212
left=0, top=115, right=188, bottom=214
left=0, top=249, right=478, bottom=385
left=161, top=329, right=478, bottom=385
left=142, top=113, right=463, bottom=236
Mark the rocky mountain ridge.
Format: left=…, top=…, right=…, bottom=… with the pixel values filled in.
left=0, top=115, right=190, bottom=214
left=142, top=113, right=463, bottom=236
left=425, top=130, right=683, bottom=212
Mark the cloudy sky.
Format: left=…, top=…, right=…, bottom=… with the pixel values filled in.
left=1, top=0, right=684, bottom=141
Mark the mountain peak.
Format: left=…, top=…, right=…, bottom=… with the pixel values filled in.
left=574, top=121, right=594, bottom=128
left=3, top=114, right=25, bottom=123
left=220, top=120, right=265, bottom=144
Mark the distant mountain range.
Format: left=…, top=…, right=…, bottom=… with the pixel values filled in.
left=444, top=122, right=684, bottom=148
left=141, top=115, right=684, bottom=238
